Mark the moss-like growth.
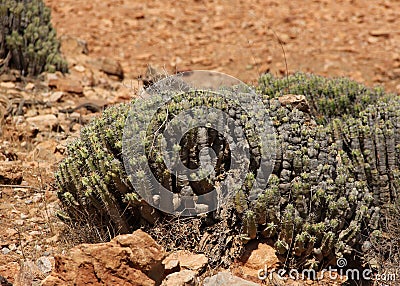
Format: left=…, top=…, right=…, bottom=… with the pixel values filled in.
left=0, top=0, right=68, bottom=76
left=56, top=72, right=400, bottom=269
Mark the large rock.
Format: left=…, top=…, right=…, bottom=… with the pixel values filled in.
left=41, top=230, right=166, bottom=286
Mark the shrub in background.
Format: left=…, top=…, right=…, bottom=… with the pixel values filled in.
left=0, top=0, right=68, bottom=76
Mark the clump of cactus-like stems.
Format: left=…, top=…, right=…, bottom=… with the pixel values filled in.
left=56, top=72, right=400, bottom=269
left=0, top=0, right=68, bottom=76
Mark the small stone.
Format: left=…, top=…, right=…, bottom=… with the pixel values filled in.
left=1, top=248, right=10, bottom=255
left=0, top=82, right=15, bottom=89
left=28, top=140, right=59, bottom=162
left=278, top=94, right=309, bottom=112
left=203, top=272, right=258, bottom=286
left=26, top=114, right=58, bottom=130
left=49, top=91, right=65, bottom=102
left=163, top=258, right=180, bottom=276
left=367, top=36, right=379, bottom=44
left=25, top=82, right=35, bottom=90
left=43, top=230, right=166, bottom=286
left=36, top=256, right=53, bottom=274
left=5, top=228, right=18, bottom=237
left=135, top=53, right=153, bottom=60
left=15, top=220, right=24, bottom=226
left=161, top=270, right=198, bottom=286
left=25, top=109, right=38, bottom=117
left=29, top=231, right=41, bottom=236
left=45, top=73, right=59, bottom=81
left=369, top=30, right=390, bottom=37
left=0, top=161, right=23, bottom=185
left=164, top=251, right=207, bottom=273
left=88, top=57, right=124, bottom=79
left=48, top=77, right=83, bottom=94
left=73, top=65, right=86, bottom=72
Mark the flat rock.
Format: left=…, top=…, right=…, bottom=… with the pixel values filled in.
left=240, top=242, right=279, bottom=278
left=369, top=29, right=390, bottom=37
left=48, top=77, right=83, bottom=94
left=48, top=91, right=65, bottom=102
left=0, top=82, right=15, bottom=89
left=26, top=114, right=58, bottom=130
left=163, top=258, right=180, bottom=276
left=203, top=272, right=258, bottom=286
left=163, top=250, right=207, bottom=273
left=161, top=270, right=198, bottom=286
left=278, top=94, right=309, bottom=112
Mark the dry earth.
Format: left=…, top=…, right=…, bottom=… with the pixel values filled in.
left=0, top=0, right=400, bottom=285
left=45, top=0, right=400, bottom=92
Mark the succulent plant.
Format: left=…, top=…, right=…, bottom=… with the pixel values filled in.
left=257, top=72, right=388, bottom=124
left=56, top=72, right=400, bottom=269
left=0, top=0, right=68, bottom=76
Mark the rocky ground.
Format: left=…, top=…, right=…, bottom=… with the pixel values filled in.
left=0, top=0, right=399, bottom=285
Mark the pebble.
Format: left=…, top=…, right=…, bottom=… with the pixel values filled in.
left=73, top=65, right=86, bottom=72
left=37, top=256, right=53, bottom=274
left=25, top=83, right=35, bottom=90
left=1, top=247, right=10, bottom=255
